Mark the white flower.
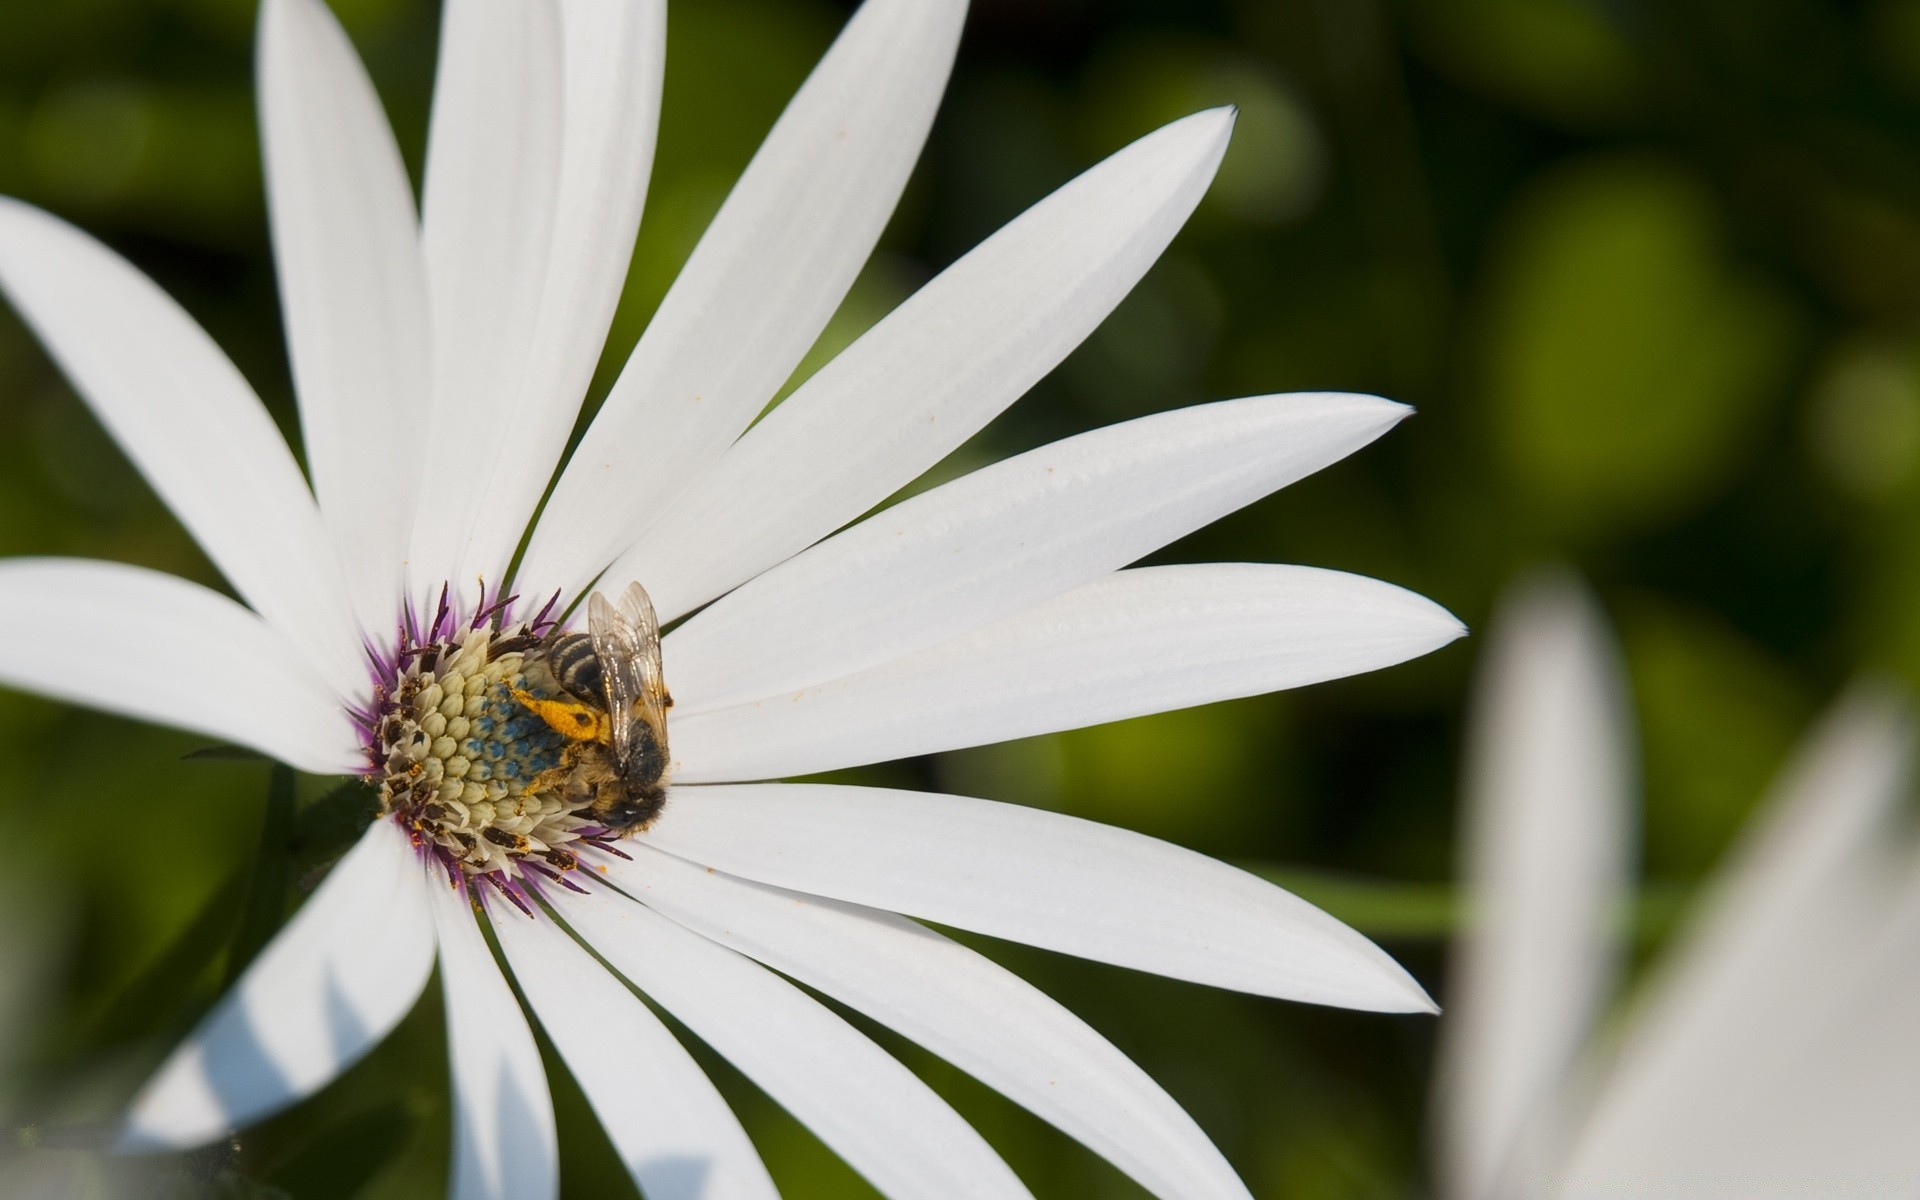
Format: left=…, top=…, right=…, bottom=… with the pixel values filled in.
left=0, top=0, right=1465, bottom=1196
left=1435, top=572, right=1920, bottom=1199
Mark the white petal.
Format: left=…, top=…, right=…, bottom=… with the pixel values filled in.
left=119, top=821, right=433, bottom=1150
left=665, top=393, right=1410, bottom=711
left=408, top=0, right=563, bottom=601
left=612, top=108, right=1236, bottom=620
left=612, top=843, right=1252, bottom=1200
left=1691, top=866, right=1920, bottom=1193
left=430, top=880, right=557, bottom=1200
left=455, top=0, right=666, bottom=589
left=553, top=882, right=1034, bottom=1200
left=1431, top=572, right=1635, bottom=1200
left=0, top=199, right=364, bottom=700
left=518, top=0, right=968, bottom=599
left=670, top=563, right=1464, bottom=782
left=258, top=0, right=431, bottom=632
left=636, top=783, right=1433, bottom=1013
left=490, top=902, right=777, bottom=1200
left=1565, top=683, right=1916, bottom=1189
left=0, top=558, right=358, bottom=774
left=1558, top=862, right=1920, bottom=1198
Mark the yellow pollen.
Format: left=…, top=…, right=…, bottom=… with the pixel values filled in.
left=511, top=688, right=613, bottom=744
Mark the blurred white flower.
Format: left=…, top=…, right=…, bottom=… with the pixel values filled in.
left=0, top=0, right=1464, bottom=1196
left=1436, top=570, right=1920, bottom=1198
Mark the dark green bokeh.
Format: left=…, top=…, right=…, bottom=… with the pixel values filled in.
left=0, top=0, right=1912, bottom=1195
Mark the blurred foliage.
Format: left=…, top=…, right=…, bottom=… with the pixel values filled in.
left=0, top=0, right=1915, bottom=1196
left=1482, top=156, right=1799, bottom=538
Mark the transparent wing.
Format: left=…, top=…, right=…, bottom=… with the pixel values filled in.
left=588, top=591, right=644, bottom=764
left=617, top=581, right=669, bottom=712
left=588, top=582, right=669, bottom=766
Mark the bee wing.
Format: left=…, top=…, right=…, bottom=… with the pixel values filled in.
left=616, top=581, right=670, bottom=713
left=587, top=583, right=669, bottom=765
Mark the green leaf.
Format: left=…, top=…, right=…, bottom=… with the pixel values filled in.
left=224, top=765, right=297, bottom=989
left=85, top=872, right=244, bottom=1048
left=182, top=743, right=270, bottom=762
left=290, top=780, right=379, bottom=888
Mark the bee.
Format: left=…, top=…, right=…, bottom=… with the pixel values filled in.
left=512, top=582, right=672, bottom=832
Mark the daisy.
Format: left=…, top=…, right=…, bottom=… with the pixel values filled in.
left=0, top=0, right=1465, bottom=1195
left=1434, top=572, right=1920, bottom=1198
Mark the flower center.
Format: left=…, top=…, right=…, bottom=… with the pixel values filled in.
left=372, top=610, right=615, bottom=884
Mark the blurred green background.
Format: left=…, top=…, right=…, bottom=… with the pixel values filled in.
left=0, top=0, right=1912, bottom=1195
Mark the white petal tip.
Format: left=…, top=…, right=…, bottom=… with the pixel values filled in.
left=113, top=1115, right=206, bottom=1156
left=1195, top=104, right=1238, bottom=134
left=1316, top=390, right=1415, bottom=427
left=113, top=1068, right=234, bottom=1156
left=257, top=0, right=318, bottom=48
left=1350, top=961, right=1442, bottom=1015
left=1391, top=591, right=1469, bottom=653
left=113, top=1127, right=163, bottom=1156
left=1154, top=107, right=1237, bottom=162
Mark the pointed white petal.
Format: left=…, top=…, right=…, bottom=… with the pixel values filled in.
left=120, top=821, right=433, bottom=1150
left=518, top=0, right=967, bottom=599
left=611, top=842, right=1252, bottom=1200
left=1559, top=844, right=1920, bottom=1197
left=408, top=0, right=562, bottom=600
left=670, top=564, right=1464, bottom=782
left=554, top=883, right=1034, bottom=1200
left=456, top=0, right=666, bottom=588
left=1431, top=572, right=1635, bottom=1200
left=0, top=199, right=364, bottom=700
left=1684, top=864, right=1920, bottom=1192
left=258, top=0, right=431, bottom=631
left=612, top=108, right=1236, bottom=620
left=491, top=903, right=778, bottom=1200
left=0, top=558, right=359, bottom=774
left=430, top=881, right=557, bottom=1200
left=665, top=393, right=1410, bottom=711
left=636, top=783, right=1433, bottom=1013
left=1565, top=684, right=1916, bottom=1189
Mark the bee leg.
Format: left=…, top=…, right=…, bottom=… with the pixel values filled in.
left=521, top=741, right=586, bottom=799
left=563, top=772, right=597, bottom=807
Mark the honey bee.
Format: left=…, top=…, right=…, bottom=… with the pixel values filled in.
left=512, top=582, right=672, bottom=832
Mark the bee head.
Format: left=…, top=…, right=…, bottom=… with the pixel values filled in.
left=597, top=797, right=647, bottom=830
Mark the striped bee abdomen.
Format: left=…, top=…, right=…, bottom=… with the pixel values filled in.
left=545, top=633, right=605, bottom=705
